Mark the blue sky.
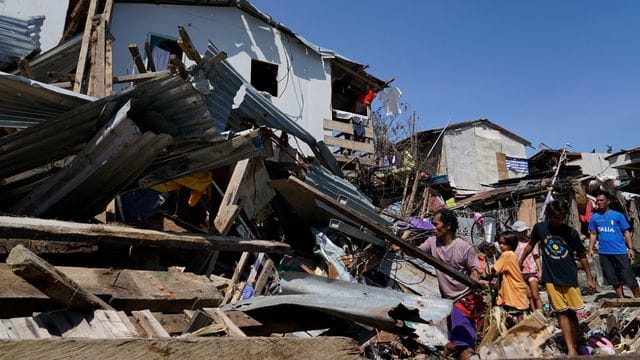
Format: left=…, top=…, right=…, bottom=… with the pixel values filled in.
left=251, top=0, right=639, bottom=155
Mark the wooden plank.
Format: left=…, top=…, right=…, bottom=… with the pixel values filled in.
left=182, top=309, right=214, bottom=334
left=204, top=308, right=247, bottom=337
left=214, top=160, right=249, bottom=235
left=73, top=0, right=99, bottom=92
left=113, top=70, right=171, bottom=84
left=132, top=310, right=170, bottom=338
left=104, top=28, right=113, bottom=95
left=61, top=0, right=88, bottom=41
left=253, top=258, right=274, bottom=296
left=0, top=216, right=290, bottom=254
left=0, top=322, right=8, bottom=339
left=496, top=152, right=508, bottom=180
left=286, top=176, right=481, bottom=290
left=323, top=119, right=374, bottom=138
left=128, top=44, right=147, bottom=74
left=6, top=245, right=114, bottom=310
left=177, top=25, right=202, bottom=62
left=0, top=264, right=223, bottom=316
left=222, top=252, right=250, bottom=305
left=144, top=41, right=156, bottom=72
left=170, top=54, right=186, bottom=76
left=85, top=18, right=98, bottom=96
left=0, top=337, right=362, bottom=359
left=323, top=135, right=374, bottom=154
left=332, top=154, right=376, bottom=166
left=90, top=15, right=106, bottom=98
left=7, top=317, right=51, bottom=339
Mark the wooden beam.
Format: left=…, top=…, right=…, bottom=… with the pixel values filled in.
left=323, top=119, right=374, bottom=138
left=113, top=70, right=170, bottom=84
left=131, top=310, right=170, bottom=338
left=324, top=135, right=374, bottom=154
left=285, top=176, right=482, bottom=290
left=0, top=264, right=223, bottom=316
left=6, top=245, right=114, bottom=311
left=170, top=54, right=186, bottom=77
left=253, top=258, right=274, bottom=296
left=89, top=15, right=106, bottom=97
left=0, top=216, right=290, bottom=254
left=0, top=337, right=362, bottom=359
left=204, top=308, right=247, bottom=337
left=127, top=44, right=147, bottom=74
left=144, top=41, right=156, bottom=72
left=177, top=25, right=202, bottom=62
left=222, top=252, right=250, bottom=305
left=73, top=0, right=99, bottom=92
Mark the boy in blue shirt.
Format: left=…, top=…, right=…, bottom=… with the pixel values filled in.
left=588, top=191, right=640, bottom=298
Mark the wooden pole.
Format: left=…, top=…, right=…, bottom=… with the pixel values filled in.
left=6, top=245, right=114, bottom=310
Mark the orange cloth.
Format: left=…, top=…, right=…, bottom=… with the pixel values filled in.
left=494, top=250, right=529, bottom=310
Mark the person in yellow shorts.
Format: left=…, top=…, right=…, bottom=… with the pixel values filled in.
left=519, top=200, right=596, bottom=356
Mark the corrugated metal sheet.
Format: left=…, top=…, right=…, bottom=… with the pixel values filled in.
left=1, top=74, right=222, bottom=220
left=0, top=71, right=94, bottom=128
left=14, top=34, right=82, bottom=83
left=0, top=14, right=44, bottom=69
left=196, top=42, right=342, bottom=175
left=305, top=161, right=390, bottom=226
left=225, top=271, right=451, bottom=334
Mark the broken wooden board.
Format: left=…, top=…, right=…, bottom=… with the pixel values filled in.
left=0, top=216, right=290, bottom=254
left=0, top=264, right=222, bottom=316
left=214, top=157, right=276, bottom=234
left=478, top=310, right=558, bottom=359
left=7, top=245, right=114, bottom=311
left=601, top=298, right=640, bottom=308
left=0, top=239, right=96, bottom=255
left=0, top=337, right=362, bottom=359
left=0, top=309, right=138, bottom=339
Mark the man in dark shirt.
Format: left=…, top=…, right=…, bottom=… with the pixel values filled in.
left=519, top=200, right=596, bottom=356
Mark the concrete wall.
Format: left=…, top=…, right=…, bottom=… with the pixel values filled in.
left=440, top=123, right=528, bottom=193
left=110, top=3, right=332, bottom=148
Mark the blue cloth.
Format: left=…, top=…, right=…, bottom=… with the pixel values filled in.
left=448, top=305, right=476, bottom=348
left=588, top=210, right=630, bottom=255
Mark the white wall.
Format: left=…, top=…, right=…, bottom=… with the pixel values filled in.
left=110, top=3, right=332, bottom=150
left=0, top=0, right=69, bottom=52
left=571, top=152, right=620, bottom=178
left=441, top=124, right=528, bottom=193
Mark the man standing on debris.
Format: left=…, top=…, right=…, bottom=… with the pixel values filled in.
left=419, top=209, right=485, bottom=360
left=512, top=221, right=544, bottom=310
left=519, top=200, right=596, bottom=356
left=588, top=190, right=640, bottom=298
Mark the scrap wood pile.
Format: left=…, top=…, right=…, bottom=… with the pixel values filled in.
left=0, top=19, right=463, bottom=359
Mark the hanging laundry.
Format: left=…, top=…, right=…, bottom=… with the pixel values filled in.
left=378, top=87, right=402, bottom=116
left=357, top=88, right=377, bottom=106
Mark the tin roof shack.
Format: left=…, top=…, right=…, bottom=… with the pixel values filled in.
left=106, top=0, right=387, bottom=166
left=407, top=119, right=531, bottom=198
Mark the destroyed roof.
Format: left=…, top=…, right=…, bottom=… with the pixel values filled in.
left=405, top=118, right=532, bottom=147
left=114, top=0, right=387, bottom=88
